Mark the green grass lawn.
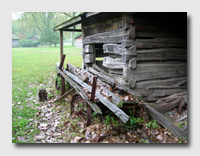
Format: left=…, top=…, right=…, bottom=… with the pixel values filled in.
left=12, top=45, right=82, bottom=143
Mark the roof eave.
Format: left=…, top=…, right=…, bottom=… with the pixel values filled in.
left=53, top=12, right=101, bottom=31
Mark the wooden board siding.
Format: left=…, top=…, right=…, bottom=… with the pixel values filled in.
left=55, top=12, right=187, bottom=98
left=83, top=16, right=122, bottom=38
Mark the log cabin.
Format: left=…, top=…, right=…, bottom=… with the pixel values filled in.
left=54, top=12, right=187, bottom=99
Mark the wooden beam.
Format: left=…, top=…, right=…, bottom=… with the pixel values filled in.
left=83, top=28, right=134, bottom=45
left=56, top=66, right=102, bottom=114
left=134, top=38, right=187, bottom=49
left=54, top=88, right=76, bottom=103
left=89, top=66, right=140, bottom=97
left=56, top=64, right=129, bottom=123
left=60, top=30, right=63, bottom=62
left=123, top=63, right=187, bottom=81
left=63, top=29, right=82, bottom=32
left=59, top=54, right=66, bottom=95
left=144, top=104, right=187, bottom=138
left=68, top=63, right=123, bottom=106
left=54, top=16, right=82, bottom=31
left=136, top=48, right=187, bottom=61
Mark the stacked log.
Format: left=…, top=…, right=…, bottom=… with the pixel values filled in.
left=81, top=13, right=187, bottom=98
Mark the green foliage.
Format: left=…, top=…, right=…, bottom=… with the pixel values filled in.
left=117, top=101, right=123, bottom=108
left=12, top=46, right=82, bottom=143
left=138, top=96, right=143, bottom=100
left=130, top=116, right=137, bottom=125
left=177, top=121, right=187, bottom=128
left=19, top=40, right=40, bottom=47
left=105, top=115, right=117, bottom=126
left=129, top=116, right=145, bottom=126
left=146, top=119, right=159, bottom=129
left=56, top=75, right=71, bottom=91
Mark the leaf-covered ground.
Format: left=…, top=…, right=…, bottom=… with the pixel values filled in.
left=12, top=46, right=187, bottom=143
left=13, top=72, right=187, bottom=143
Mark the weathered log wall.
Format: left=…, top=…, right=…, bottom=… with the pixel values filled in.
left=81, top=12, right=187, bottom=98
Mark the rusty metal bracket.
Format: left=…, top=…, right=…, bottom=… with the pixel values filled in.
left=90, top=76, right=97, bottom=101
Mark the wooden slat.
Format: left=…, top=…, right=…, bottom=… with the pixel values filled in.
left=135, top=77, right=187, bottom=89
left=89, top=66, right=140, bottom=97
left=56, top=66, right=102, bottom=114
left=123, top=63, right=187, bottom=81
left=83, top=28, right=134, bottom=45
left=68, top=63, right=123, bottom=106
left=58, top=66, right=129, bottom=123
left=54, top=88, right=76, bottom=103
left=134, top=38, right=187, bottom=49
left=136, top=48, right=187, bottom=61
left=144, top=104, right=187, bottom=139
left=151, top=98, right=182, bottom=113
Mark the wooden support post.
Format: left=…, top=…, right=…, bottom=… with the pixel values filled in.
left=60, top=30, right=63, bottom=62
left=59, top=54, right=66, bottom=95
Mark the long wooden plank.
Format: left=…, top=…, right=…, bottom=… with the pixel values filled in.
left=57, top=66, right=129, bottom=123
left=89, top=66, right=141, bottom=97
left=134, top=38, right=187, bottom=49
left=135, top=77, right=187, bottom=89
left=136, top=48, right=187, bottom=61
left=144, top=104, right=187, bottom=139
left=56, top=67, right=102, bottom=114
left=83, top=28, right=134, bottom=45
left=133, top=88, right=187, bottom=97
left=68, top=64, right=123, bottom=106
left=54, top=88, right=76, bottom=103
left=151, top=98, right=182, bottom=113
left=124, top=63, right=187, bottom=81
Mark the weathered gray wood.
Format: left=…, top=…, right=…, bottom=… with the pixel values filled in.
left=92, top=64, right=113, bottom=78
left=136, top=48, right=187, bottom=61
left=146, top=86, right=187, bottom=90
left=58, top=66, right=129, bottom=123
left=156, top=91, right=187, bottom=104
left=127, top=45, right=137, bottom=56
left=147, top=78, right=187, bottom=90
left=128, top=58, right=137, bottom=69
left=103, top=44, right=137, bottom=56
left=151, top=98, right=182, bottom=113
left=84, top=54, right=94, bottom=63
left=135, top=31, right=186, bottom=38
left=103, top=44, right=125, bottom=55
left=144, top=104, right=187, bottom=138
left=88, top=67, right=140, bottom=97
left=176, top=115, right=187, bottom=122
left=123, top=63, right=187, bottom=81
left=136, top=77, right=187, bottom=89
left=171, top=79, right=187, bottom=87
left=103, top=57, right=125, bottom=69
left=109, top=69, right=123, bottom=75
left=68, top=63, right=123, bottom=106
left=134, top=38, right=187, bottom=49
left=133, top=88, right=187, bottom=97
left=54, top=88, right=76, bottom=103
left=84, top=45, right=94, bottom=53
left=83, top=28, right=134, bottom=45
left=121, top=40, right=134, bottom=48
left=56, top=66, right=102, bottom=114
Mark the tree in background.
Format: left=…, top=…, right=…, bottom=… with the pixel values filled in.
left=21, top=12, right=59, bottom=46
left=59, top=12, right=81, bottom=46
left=12, top=12, right=81, bottom=47
left=17, top=23, right=28, bottom=41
